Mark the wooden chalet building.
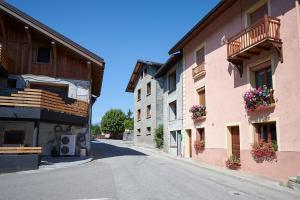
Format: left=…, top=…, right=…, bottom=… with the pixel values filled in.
left=0, top=2, right=105, bottom=156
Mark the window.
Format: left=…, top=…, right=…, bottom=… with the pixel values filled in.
left=144, top=67, right=147, bottom=77
left=137, top=89, right=141, bottom=101
left=147, top=127, right=151, bottom=135
left=37, top=47, right=51, bottom=63
left=197, top=128, right=205, bottom=143
left=147, top=82, right=151, bottom=95
left=169, top=101, right=177, bottom=121
left=137, top=109, right=141, bottom=121
left=146, top=105, right=151, bottom=118
left=4, top=130, right=25, bottom=144
left=168, top=70, right=176, bottom=93
left=137, top=129, right=141, bottom=136
left=198, top=88, right=206, bottom=106
left=255, top=66, right=272, bottom=89
left=195, top=46, right=205, bottom=65
left=249, top=3, right=268, bottom=26
left=255, top=122, right=277, bottom=149
left=170, top=131, right=177, bottom=147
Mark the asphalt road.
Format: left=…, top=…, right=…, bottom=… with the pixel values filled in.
left=0, top=140, right=299, bottom=200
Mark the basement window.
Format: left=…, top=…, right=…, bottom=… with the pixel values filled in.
left=4, top=130, right=25, bottom=145
left=37, top=47, right=51, bottom=63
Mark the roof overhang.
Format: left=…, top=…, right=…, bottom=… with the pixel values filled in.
left=0, top=1, right=105, bottom=97
left=168, top=0, right=237, bottom=55
left=155, top=53, right=182, bottom=78
left=125, top=60, right=162, bottom=93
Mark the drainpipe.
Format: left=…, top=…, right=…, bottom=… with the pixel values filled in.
left=296, top=0, right=300, bottom=48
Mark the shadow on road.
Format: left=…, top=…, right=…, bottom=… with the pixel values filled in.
left=90, top=141, right=148, bottom=160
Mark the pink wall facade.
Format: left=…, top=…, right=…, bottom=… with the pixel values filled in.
left=182, top=0, right=300, bottom=181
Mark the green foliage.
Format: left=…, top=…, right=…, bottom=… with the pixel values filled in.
left=154, top=124, right=164, bottom=149
left=91, top=125, right=101, bottom=137
left=124, top=119, right=134, bottom=130
left=100, top=109, right=126, bottom=139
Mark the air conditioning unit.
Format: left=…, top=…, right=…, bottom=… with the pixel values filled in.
left=60, top=135, right=76, bottom=156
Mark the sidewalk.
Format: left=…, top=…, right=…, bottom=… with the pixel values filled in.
left=130, top=145, right=300, bottom=197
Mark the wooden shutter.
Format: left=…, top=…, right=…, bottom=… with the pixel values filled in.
left=198, top=89, right=206, bottom=106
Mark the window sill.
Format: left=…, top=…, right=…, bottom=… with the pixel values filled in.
left=146, top=134, right=151, bottom=136
left=146, top=116, right=151, bottom=119
left=146, top=93, right=151, bottom=96
left=137, top=120, right=141, bottom=122
left=137, top=99, right=141, bottom=102
left=168, top=90, right=176, bottom=94
left=136, top=134, right=141, bottom=136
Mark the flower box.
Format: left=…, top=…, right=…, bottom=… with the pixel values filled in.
left=250, top=141, right=277, bottom=163
left=225, top=155, right=241, bottom=170
left=243, top=86, right=275, bottom=112
left=194, top=140, right=205, bottom=154
left=189, top=105, right=206, bottom=120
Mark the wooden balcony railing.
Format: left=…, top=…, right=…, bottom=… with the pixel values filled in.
left=0, top=88, right=88, bottom=117
left=0, top=45, right=13, bottom=72
left=192, top=64, right=206, bottom=79
left=227, top=15, right=281, bottom=59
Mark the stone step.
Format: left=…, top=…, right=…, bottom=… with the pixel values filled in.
left=287, top=180, right=300, bottom=192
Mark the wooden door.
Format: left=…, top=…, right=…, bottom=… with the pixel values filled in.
left=231, top=127, right=240, bottom=158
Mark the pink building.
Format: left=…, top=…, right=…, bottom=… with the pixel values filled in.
left=169, top=0, right=300, bottom=181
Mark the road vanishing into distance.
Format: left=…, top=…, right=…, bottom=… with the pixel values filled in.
left=0, top=140, right=299, bottom=200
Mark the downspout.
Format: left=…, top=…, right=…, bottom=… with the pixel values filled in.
left=296, top=0, right=300, bottom=48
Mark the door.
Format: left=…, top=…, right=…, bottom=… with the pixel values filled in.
left=231, top=127, right=240, bottom=158
left=177, top=131, right=182, bottom=156
left=186, top=130, right=192, bottom=158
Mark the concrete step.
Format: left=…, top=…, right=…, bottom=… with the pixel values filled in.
left=288, top=176, right=300, bottom=191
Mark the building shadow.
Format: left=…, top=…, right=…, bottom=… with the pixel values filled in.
left=90, top=141, right=148, bottom=160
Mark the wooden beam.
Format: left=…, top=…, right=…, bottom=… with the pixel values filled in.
left=51, top=41, right=57, bottom=77
left=25, top=26, right=32, bottom=74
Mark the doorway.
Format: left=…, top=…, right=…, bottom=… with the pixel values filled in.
left=177, top=131, right=182, bottom=156
left=186, top=129, right=192, bottom=158
left=230, top=126, right=240, bottom=158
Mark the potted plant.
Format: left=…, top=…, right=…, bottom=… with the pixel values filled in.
left=226, top=155, right=241, bottom=170
left=250, top=141, right=277, bottom=163
left=194, top=140, right=205, bottom=154
left=189, top=105, right=206, bottom=120
left=243, top=85, right=275, bottom=112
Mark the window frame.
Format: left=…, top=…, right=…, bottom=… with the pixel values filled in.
left=254, top=122, right=277, bottom=149
left=146, top=105, right=151, bottom=118
left=197, top=87, right=206, bottom=106
left=36, top=47, right=52, bottom=64
left=168, top=70, right=177, bottom=93
left=169, top=101, right=177, bottom=121
left=146, top=127, right=151, bottom=135
left=146, top=82, right=151, bottom=96
left=137, top=89, right=141, bottom=101
left=194, top=43, right=205, bottom=67
left=137, top=109, right=141, bottom=121
left=244, top=0, right=270, bottom=28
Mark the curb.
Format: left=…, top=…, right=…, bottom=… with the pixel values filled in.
left=130, top=145, right=300, bottom=197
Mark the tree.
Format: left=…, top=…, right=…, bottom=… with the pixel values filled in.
left=124, top=119, right=134, bottom=130
left=91, top=125, right=101, bottom=137
left=100, top=109, right=126, bottom=139
left=154, top=124, right=164, bottom=149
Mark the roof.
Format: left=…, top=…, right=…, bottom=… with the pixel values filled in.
left=168, top=0, right=236, bottom=55
left=125, top=60, right=163, bottom=93
left=155, top=53, right=182, bottom=78
left=0, top=1, right=105, bottom=96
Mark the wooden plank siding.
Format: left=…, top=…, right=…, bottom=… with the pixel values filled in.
left=0, top=147, right=42, bottom=154
left=0, top=88, right=89, bottom=117
left=1, top=11, right=91, bottom=82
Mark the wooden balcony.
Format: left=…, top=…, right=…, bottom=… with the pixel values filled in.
left=0, top=88, right=88, bottom=118
left=0, top=45, right=13, bottom=76
left=227, top=15, right=282, bottom=76
left=192, top=64, right=206, bottom=79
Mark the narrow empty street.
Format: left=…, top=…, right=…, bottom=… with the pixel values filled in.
left=0, top=140, right=299, bottom=200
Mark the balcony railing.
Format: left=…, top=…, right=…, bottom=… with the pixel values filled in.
left=192, top=64, right=205, bottom=79
left=0, top=88, right=88, bottom=117
left=0, top=45, right=13, bottom=73
left=227, top=15, right=281, bottom=60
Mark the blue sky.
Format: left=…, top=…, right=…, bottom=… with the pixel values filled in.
left=7, top=0, right=220, bottom=124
